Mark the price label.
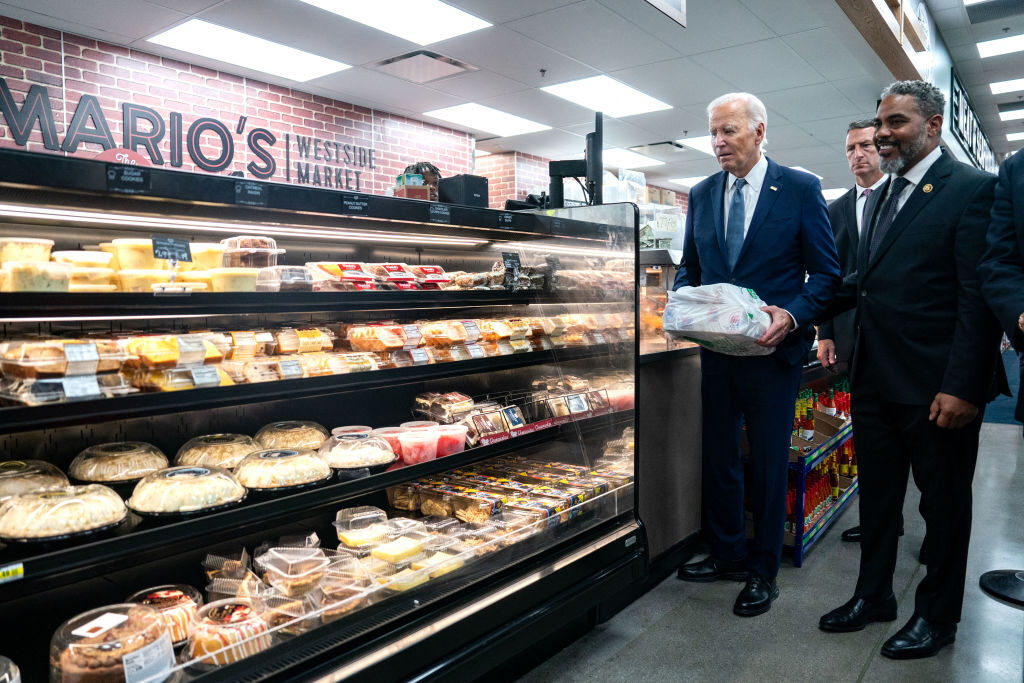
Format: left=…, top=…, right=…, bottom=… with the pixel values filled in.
left=0, top=562, right=23, bottom=585
left=461, top=320, right=481, bottom=343
left=501, top=252, right=522, bottom=273
left=175, top=334, right=206, bottom=366
left=188, top=365, right=220, bottom=387
left=122, top=632, right=174, bottom=683
left=255, top=331, right=274, bottom=343
left=591, top=332, right=606, bottom=345
left=151, top=235, right=192, bottom=262
left=428, top=203, right=451, bottom=224
left=465, top=343, right=485, bottom=359
left=62, top=375, right=101, bottom=398
left=497, top=212, right=515, bottom=228
left=340, top=193, right=370, bottom=215
left=480, top=432, right=511, bottom=447
left=64, top=342, right=99, bottom=364
left=234, top=179, right=268, bottom=207
left=278, top=359, right=303, bottom=379
left=409, top=348, right=429, bottom=365
left=106, top=164, right=150, bottom=195
left=72, top=612, right=128, bottom=638
left=551, top=218, right=564, bottom=233
left=402, top=324, right=423, bottom=349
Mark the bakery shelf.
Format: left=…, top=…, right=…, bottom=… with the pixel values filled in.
left=0, top=342, right=629, bottom=433
left=0, top=409, right=632, bottom=600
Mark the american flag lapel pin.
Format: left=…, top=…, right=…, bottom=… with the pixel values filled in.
left=769, top=186, right=778, bottom=191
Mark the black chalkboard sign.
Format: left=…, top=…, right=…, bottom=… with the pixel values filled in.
left=234, top=180, right=268, bottom=207
left=428, top=203, right=451, bottom=224
left=106, top=164, right=151, bottom=195
left=340, top=193, right=370, bottom=215
left=151, top=235, right=192, bottom=262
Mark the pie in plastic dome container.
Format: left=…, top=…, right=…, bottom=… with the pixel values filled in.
left=0, top=484, right=127, bottom=542
left=50, top=603, right=174, bottom=683
left=234, top=448, right=332, bottom=491
left=175, top=434, right=259, bottom=470
left=128, top=466, right=247, bottom=516
left=125, top=584, right=203, bottom=646
left=69, top=441, right=169, bottom=484
left=187, top=598, right=272, bottom=667
left=318, top=433, right=397, bottom=472
left=0, top=459, right=69, bottom=504
left=254, top=420, right=329, bottom=450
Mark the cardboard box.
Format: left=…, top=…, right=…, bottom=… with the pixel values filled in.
left=661, top=189, right=676, bottom=205
left=646, top=187, right=661, bottom=204
left=394, top=185, right=430, bottom=200
left=813, top=409, right=848, bottom=437
left=838, top=475, right=856, bottom=493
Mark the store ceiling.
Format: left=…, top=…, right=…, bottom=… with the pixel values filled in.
left=0, top=0, right=899, bottom=191
left=926, top=0, right=1024, bottom=157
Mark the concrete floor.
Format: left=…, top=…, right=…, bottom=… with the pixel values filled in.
left=519, top=422, right=1024, bottom=683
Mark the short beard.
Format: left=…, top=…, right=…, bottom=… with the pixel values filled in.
left=879, top=126, right=927, bottom=175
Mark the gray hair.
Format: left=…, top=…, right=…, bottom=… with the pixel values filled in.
left=847, top=119, right=876, bottom=132
left=880, top=80, right=945, bottom=120
left=707, top=92, right=768, bottom=150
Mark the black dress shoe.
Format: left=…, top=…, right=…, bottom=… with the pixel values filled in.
left=733, top=576, right=778, bottom=616
left=677, top=556, right=748, bottom=583
left=819, top=594, right=898, bottom=632
left=881, top=614, right=956, bottom=659
left=840, top=525, right=905, bottom=543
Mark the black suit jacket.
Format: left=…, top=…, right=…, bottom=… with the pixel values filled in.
left=979, top=150, right=1024, bottom=419
left=818, top=187, right=859, bottom=364
left=828, top=152, right=1002, bottom=405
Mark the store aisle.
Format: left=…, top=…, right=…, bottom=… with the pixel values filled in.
left=519, top=423, right=1024, bottom=683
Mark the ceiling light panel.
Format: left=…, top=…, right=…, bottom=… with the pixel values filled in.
left=424, top=103, right=550, bottom=137
left=298, top=0, right=490, bottom=45
left=669, top=176, right=709, bottom=188
left=991, top=78, right=1024, bottom=94
left=541, top=75, right=671, bottom=118
left=676, top=135, right=715, bottom=156
left=1008, top=132, right=1024, bottom=141
left=601, top=148, right=664, bottom=169
left=822, top=188, right=847, bottom=201
left=977, top=33, right=1024, bottom=58
left=999, top=109, right=1024, bottom=121
left=148, top=19, right=349, bottom=82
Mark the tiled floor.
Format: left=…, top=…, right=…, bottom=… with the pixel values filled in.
left=519, top=422, right=1024, bottom=683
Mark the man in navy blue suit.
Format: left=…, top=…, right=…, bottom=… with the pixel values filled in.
left=674, top=92, right=841, bottom=616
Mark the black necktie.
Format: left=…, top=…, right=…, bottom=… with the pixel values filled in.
left=859, top=187, right=873, bottom=234
left=868, top=176, right=910, bottom=259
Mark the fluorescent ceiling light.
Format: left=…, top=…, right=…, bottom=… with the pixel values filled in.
left=147, top=19, right=349, bottom=82
left=601, top=148, right=664, bottom=169
left=541, top=75, right=671, bottom=118
left=423, top=103, right=550, bottom=137
left=474, top=149, right=491, bottom=157
left=978, top=33, right=1024, bottom=58
left=298, top=0, right=490, bottom=45
left=793, top=166, right=823, bottom=179
left=676, top=135, right=715, bottom=156
left=822, top=188, right=848, bottom=201
left=1000, top=109, right=1024, bottom=121
left=991, top=78, right=1024, bottom=94
left=1008, top=132, right=1024, bottom=141
left=668, top=176, right=708, bottom=188
left=963, top=0, right=995, bottom=5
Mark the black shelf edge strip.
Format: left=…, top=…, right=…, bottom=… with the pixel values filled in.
left=0, top=410, right=633, bottom=598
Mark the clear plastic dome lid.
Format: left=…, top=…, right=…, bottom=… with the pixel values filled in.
left=0, top=484, right=127, bottom=540
left=50, top=604, right=172, bottom=682
left=318, top=433, right=395, bottom=469
left=69, top=441, right=168, bottom=482
left=220, top=235, right=281, bottom=251
left=0, top=459, right=69, bottom=503
left=125, top=584, right=203, bottom=646
left=254, top=421, right=329, bottom=449
left=257, top=547, right=330, bottom=596
left=128, top=466, right=246, bottom=514
left=234, top=448, right=332, bottom=490
left=175, top=433, right=259, bottom=470
left=187, top=598, right=271, bottom=666
left=255, top=265, right=315, bottom=292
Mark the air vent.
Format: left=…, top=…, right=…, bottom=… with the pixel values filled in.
left=373, top=50, right=477, bottom=84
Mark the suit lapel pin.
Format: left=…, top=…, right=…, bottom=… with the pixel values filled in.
left=922, top=183, right=933, bottom=193
left=769, top=185, right=778, bottom=191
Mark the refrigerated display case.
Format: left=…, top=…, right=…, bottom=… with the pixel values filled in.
left=0, top=149, right=643, bottom=682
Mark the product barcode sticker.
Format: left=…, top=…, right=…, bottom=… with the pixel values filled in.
left=175, top=334, right=206, bottom=366
left=278, top=359, right=303, bottom=379
left=409, top=348, right=429, bottom=365
left=464, top=343, right=485, bottom=359
left=0, top=562, right=23, bottom=585
left=461, top=320, right=481, bottom=343
left=62, top=375, right=101, bottom=398
left=64, top=342, right=100, bottom=376
left=122, top=632, right=174, bottom=683
left=255, top=332, right=274, bottom=343
left=402, top=324, right=423, bottom=348
left=189, top=365, right=220, bottom=388
left=72, top=612, right=129, bottom=638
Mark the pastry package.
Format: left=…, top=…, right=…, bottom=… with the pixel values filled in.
left=0, top=459, right=68, bottom=503
left=365, top=263, right=418, bottom=288
left=205, top=573, right=265, bottom=604
left=333, top=506, right=389, bottom=551
left=127, top=466, right=246, bottom=515
left=69, top=441, right=169, bottom=483
left=202, top=548, right=252, bottom=582
left=125, top=584, right=203, bottom=646
left=417, top=484, right=505, bottom=523
left=264, top=327, right=331, bottom=355
left=187, top=599, right=272, bottom=667
left=314, top=576, right=375, bottom=623
left=126, top=366, right=235, bottom=391
left=347, top=325, right=406, bottom=352
left=319, top=433, right=396, bottom=470
left=50, top=604, right=174, bottom=682
left=234, top=448, right=332, bottom=490
left=407, top=265, right=449, bottom=289
left=414, top=391, right=474, bottom=423
left=385, top=483, right=421, bottom=512
left=305, top=262, right=378, bottom=291
left=0, top=374, right=138, bottom=406
left=446, top=522, right=502, bottom=556
left=2, top=261, right=71, bottom=291
left=0, top=236, right=53, bottom=262
left=0, top=484, right=127, bottom=541
left=255, top=265, right=315, bottom=292
left=255, top=420, right=329, bottom=449
left=262, top=593, right=318, bottom=635
left=420, top=320, right=469, bottom=346
left=258, top=547, right=330, bottom=597
left=295, top=353, right=347, bottom=378
left=122, top=334, right=223, bottom=370
left=221, top=235, right=285, bottom=268
left=339, top=352, right=379, bottom=373
left=477, top=320, right=513, bottom=341
left=0, top=339, right=128, bottom=378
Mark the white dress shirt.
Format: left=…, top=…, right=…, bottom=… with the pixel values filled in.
left=724, top=153, right=768, bottom=237
left=887, top=145, right=943, bottom=211
left=855, top=175, right=888, bottom=235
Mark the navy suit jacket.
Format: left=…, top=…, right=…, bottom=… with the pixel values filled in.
left=673, top=157, right=841, bottom=365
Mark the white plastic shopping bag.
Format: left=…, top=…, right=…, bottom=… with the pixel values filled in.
left=662, top=283, right=774, bottom=356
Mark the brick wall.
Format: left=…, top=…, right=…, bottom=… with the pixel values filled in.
left=474, top=152, right=515, bottom=209
left=0, top=16, right=472, bottom=192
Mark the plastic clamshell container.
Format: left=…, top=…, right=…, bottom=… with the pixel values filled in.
left=339, top=353, right=378, bottom=373
left=2, top=261, right=71, bottom=291
left=49, top=604, right=172, bottom=681
left=331, top=425, right=372, bottom=436
left=384, top=482, right=419, bottom=511
left=69, top=267, right=115, bottom=285
left=420, top=320, right=469, bottom=346
left=315, top=577, right=375, bottom=623
left=209, top=267, right=259, bottom=292
left=446, top=522, right=502, bottom=556
left=384, top=517, right=426, bottom=539
left=0, top=374, right=138, bottom=406
left=182, top=242, right=226, bottom=271
left=415, top=392, right=474, bottom=424
left=255, top=265, right=314, bottom=292
left=334, top=506, right=389, bottom=548
left=0, top=459, right=68, bottom=504
left=370, top=530, right=431, bottom=563
left=478, top=320, right=514, bottom=341
left=125, top=584, right=203, bottom=646
left=128, top=466, right=246, bottom=515
left=126, top=366, right=234, bottom=392
left=0, top=236, right=53, bottom=263
left=254, top=420, right=328, bottom=449
left=51, top=249, right=114, bottom=267
left=69, top=441, right=169, bottom=483
left=234, top=448, right=331, bottom=490
left=417, top=486, right=503, bottom=523
left=111, top=238, right=159, bottom=270
left=221, top=235, right=284, bottom=268
left=420, top=515, right=460, bottom=534
left=1, top=340, right=99, bottom=378
left=319, top=433, right=395, bottom=470
left=258, top=547, right=330, bottom=597
left=347, top=326, right=405, bottom=352
left=187, top=598, right=272, bottom=667
left=117, top=269, right=170, bottom=292
left=0, top=484, right=127, bottom=540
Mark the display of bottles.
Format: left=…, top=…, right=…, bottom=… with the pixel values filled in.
left=784, top=452, right=853, bottom=532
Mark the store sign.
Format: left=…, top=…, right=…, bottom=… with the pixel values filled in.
left=0, top=77, right=378, bottom=189
left=950, top=69, right=997, bottom=173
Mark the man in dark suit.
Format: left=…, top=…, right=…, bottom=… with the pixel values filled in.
left=674, top=92, right=841, bottom=617
left=818, top=81, right=1002, bottom=660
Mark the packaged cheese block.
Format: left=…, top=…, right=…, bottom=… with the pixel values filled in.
left=69, top=283, right=118, bottom=293
left=370, top=534, right=429, bottom=563
left=2, top=261, right=71, bottom=291
left=379, top=567, right=429, bottom=591
left=0, top=236, right=53, bottom=263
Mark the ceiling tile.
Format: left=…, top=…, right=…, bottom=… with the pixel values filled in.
left=737, top=0, right=825, bottom=36
left=609, top=57, right=741, bottom=108
left=479, top=89, right=595, bottom=128
left=310, top=67, right=466, bottom=116
left=760, top=83, right=861, bottom=123
left=0, top=0, right=182, bottom=43
left=428, top=69, right=531, bottom=99
left=667, top=0, right=775, bottom=56
left=445, top=0, right=582, bottom=25
left=830, top=76, right=887, bottom=111
left=486, top=127, right=585, bottom=158
left=800, top=115, right=871, bottom=149
left=783, top=28, right=869, bottom=81
left=562, top=117, right=663, bottom=149
left=691, top=38, right=825, bottom=93
left=764, top=124, right=815, bottom=152
left=149, top=0, right=222, bottom=14
left=593, top=0, right=689, bottom=47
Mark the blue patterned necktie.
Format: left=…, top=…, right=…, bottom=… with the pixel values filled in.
left=726, top=177, right=747, bottom=269
left=868, top=176, right=909, bottom=259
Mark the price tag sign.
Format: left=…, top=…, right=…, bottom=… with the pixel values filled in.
left=464, top=343, right=485, bottom=359
left=497, top=212, right=515, bottom=228
left=502, top=251, right=522, bottom=290
left=461, top=320, right=481, bottom=344
left=428, top=203, right=451, bottom=224
left=151, top=235, right=192, bottom=262
left=64, top=342, right=99, bottom=376
left=409, top=348, right=429, bottom=365
left=340, top=193, right=370, bottom=215
left=591, top=332, right=606, bottom=345
left=122, top=632, right=174, bottom=683
left=0, top=562, right=23, bottom=585
left=402, top=324, right=423, bottom=349
left=106, top=164, right=151, bottom=195
left=234, top=179, right=268, bottom=207
left=278, top=359, right=303, bottom=379
left=62, top=375, right=101, bottom=399
left=189, top=365, right=220, bottom=387
left=175, top=334, right=206, bottom=366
